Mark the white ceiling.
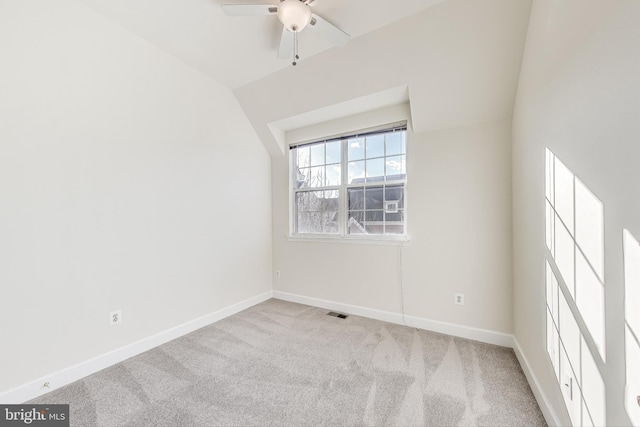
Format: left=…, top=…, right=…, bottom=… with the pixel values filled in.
left=81, top=0, right=447, bottom=89
left=79, top=0, right=533, bottom=158
left=235, top=0, right=534, bottom=155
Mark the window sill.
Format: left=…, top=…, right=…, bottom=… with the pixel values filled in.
left=287, top=234, right=410, bottom=246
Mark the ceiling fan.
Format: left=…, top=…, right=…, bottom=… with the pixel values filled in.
left=221, top=0, right=350, bottom=65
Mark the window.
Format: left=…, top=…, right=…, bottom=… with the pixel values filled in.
left=290, top=124, right=407, bottom=238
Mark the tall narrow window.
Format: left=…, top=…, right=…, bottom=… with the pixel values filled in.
left=291, top=124, right=407, bottom=239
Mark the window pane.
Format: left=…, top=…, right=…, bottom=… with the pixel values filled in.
left=365, top=225, right=383, bottom=234
left=364, top=211, right=383, bottom=234
left=297, top=167, right=309, bottom=188
left=347, top=211, right=365, bottom=234
left=386, top=155, right=406, bottom=179
left=385, top=185, right=404, bottom=209
left=296, top=212, right=322, bottom=233
left=326, top=141, right=341, bottom=164
left=326, top=164, right=341, bottom=186
left=322, top=211, right=339, bottom=234
left=365, top=187, right=384, bottom=210
left=301, top=166, right=323, bottom=188
left=348, top=187, right=364, bottom=210
left=348, top=138, right=365, bottom=161
left=366, top=158, right=385, bottom=182
left=322, top=191, right=339, bottom=211
left=385, top=224, right=404, bottom=235
left=295, top=191, right=339, bottom=212
left=296, top=146, right=310, bottom=168
left=295, top=191, right=324, bottom=212
left=295, top=191, right=339, bottom=234
left=366, top=134, right=384, bottom=158
left=386, top=132, right=405, bottom=156
left=385, top=211, right=403, bottom=222
left=294, top=168, right=306, bottom=189
left=385, top=210, right=405, bottom=235
left=365, top=210, right=383, bottom=222
left=324, top=189, right=339, bottom=199
left=348, top=160, right=365, bottom=184
left=310, top=144, right=325, bottom=167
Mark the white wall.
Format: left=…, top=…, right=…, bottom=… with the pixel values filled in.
left=272, top=118, right=513, bottom=334
left=236, top=0, right=531, bottom=337
left=0, top=1, right=271, bottom=394
left=512, top=0, right=640, bottom=425
left=404, top=119, right=513, bottom=332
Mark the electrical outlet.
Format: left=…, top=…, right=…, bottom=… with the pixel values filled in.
left=455, top=293, right=465, bottom=305
left=109, top=309, right=122, bottom=326
left=275, top=270, right=281, bottom=278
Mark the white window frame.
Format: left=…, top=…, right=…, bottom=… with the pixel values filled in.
left=288, top=123, right=409, bottom=243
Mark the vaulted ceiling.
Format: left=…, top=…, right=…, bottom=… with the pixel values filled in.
left=81, top=0, right=533, bottom=156
left=81, top=0, right=447, bottom=89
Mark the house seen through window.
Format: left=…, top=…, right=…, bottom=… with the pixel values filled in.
left=290, top=124, right=407, bottom=238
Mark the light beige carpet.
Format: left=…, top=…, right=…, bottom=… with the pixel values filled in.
left=30, top=299, right=546, bottom=426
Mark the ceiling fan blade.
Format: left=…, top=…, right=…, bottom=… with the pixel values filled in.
left=309, top=13, right=350, bottom=47
left=277, top=26, right=294, bottom=59
left=221, top=4, right=278, bottom=16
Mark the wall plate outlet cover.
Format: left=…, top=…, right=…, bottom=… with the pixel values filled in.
left=109, top=309, right=122, bottom=326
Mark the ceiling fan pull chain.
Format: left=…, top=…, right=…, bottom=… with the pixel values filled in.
left=293, top=26, right=299, bottom=66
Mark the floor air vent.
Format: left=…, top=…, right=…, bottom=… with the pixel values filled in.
left=327, top=311, right=349, bottom=319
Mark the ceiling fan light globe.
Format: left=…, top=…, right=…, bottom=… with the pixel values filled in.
left=277, top=0, right=312, bottom=32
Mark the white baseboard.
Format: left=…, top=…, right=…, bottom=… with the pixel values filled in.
left=272, top=290, right=513, bottom=347
left=512, top=338, right=563, bottom=427
left=273, top=290, right=405, bottom=324
left=404, top=314, right=515, bottom=347
left=0, top=291, right=273, bottom=404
